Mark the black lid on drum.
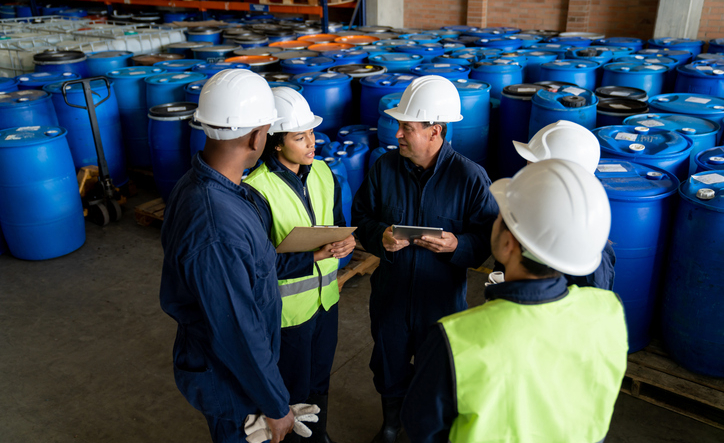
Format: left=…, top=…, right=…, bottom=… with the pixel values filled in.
left=328, top=64, right=387, bottom=77
left=595, top=85, right=648, bottom=101
left=149, top=102, right=198, bottom=118
left=560, top=95, right=586, bottom=108
left=535, top=80, right=578, bottom=91
left=233, top=46, right=284, bottom=57
left=576, top=48, right=601, bottom=57
left=260, top=71, right=294, bottom=82
left=275, top=50, right=320, bottom=60
left=502, top=83, right=546, bottom=97
left=597, top=98, right=649, bottom=114
left=34, top=50, right=86, bottom=63
left=89, top=50, right=132, bottom=59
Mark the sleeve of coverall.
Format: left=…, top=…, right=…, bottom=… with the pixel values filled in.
left=184, top=243, right=290, bottom=419
left=351, top=159, right=393, bottom=262
left=401, top=325, right=457, bottom=443
left=448, top=170, right=499, bottom=270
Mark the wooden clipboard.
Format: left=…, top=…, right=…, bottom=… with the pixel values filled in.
left=276, top=226, right=357, bottom=253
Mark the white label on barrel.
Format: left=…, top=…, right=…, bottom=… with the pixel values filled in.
left=547, top=44, right=561, bottom=48
left=433, top=64, right=450, bottom=68
left=320, top=73, right=337, bottom=78
left=15, top=90, right=35, bottom=96
left=609, top=91, right=631, bottom=96
left=615, top=132, right=638, bottom=141
left=130, top=71, right=146, bottom=75
left=517, top=88, right=537, bottom=92
left=693, top=173, right=724, bottom=184
left=638, top=119, right=665, bottom=127
left=172, top=74, right=189, bottom=79
left=609, top=104, right=631, bottom=109
left=34, top=72, right=51, bottom=77
left=290, top=60, right=304, bottom=64
left=647, top=59, right=663, bottom=63
left=393, top=57, right=407, bottom=60
left=17, top=126, right=40, bottom=131
left=468, top=83, right=483, bottom=89
left=167, top=106, right=187, bottom=112
left=562, top=87, right=585, bottom=96
left=597, top=164, right=627, bottom=173
left=686, top=96, right=711, bottom=104
left=644, top=65, right=666, bottom=70
left=399, top=76, right=414, bottom=80
left=4, top=135, right=21, bottom=140
left=696, top=65, right=714, bottom=71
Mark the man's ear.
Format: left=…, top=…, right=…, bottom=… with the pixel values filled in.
left=429, top=124, right=442, bottom=141
left=248, top=128, right=263, bottom=152
left=498, top=228, right=520, bottom=263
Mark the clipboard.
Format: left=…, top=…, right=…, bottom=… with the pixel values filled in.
left=276, top=226, right=357, bottom=253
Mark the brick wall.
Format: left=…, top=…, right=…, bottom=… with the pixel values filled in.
left=698, top=0, right=724, bottom=41
left=486, top=0, right=569, bottom=31
left=404, top=0, right=467, bottom=30
left=569, top=0, right=658, bottom=40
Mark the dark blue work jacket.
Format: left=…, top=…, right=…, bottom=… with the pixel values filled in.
left=159, top=153, right=290, bottom=422
left=565, top=241, right=616, bottom=290
left=351, top=140, right=499, bottom=329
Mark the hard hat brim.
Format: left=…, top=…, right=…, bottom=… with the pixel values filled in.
left=512, top=140, right=540, bottom=164
left=383, top=106, right=464, bottom=123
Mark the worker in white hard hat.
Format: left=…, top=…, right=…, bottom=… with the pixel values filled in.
left=510, top=120, right=616, bottom=290
left=401, top=159, right=628, bottom=443
left=244, top=87, right=356, bottom=443
left=351, top=75, right=499, bottom=443
left=160, top=70, right=304, bottom=443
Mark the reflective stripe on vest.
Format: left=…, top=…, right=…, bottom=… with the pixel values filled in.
left=245, top=159, right=340, bottom=327
left=439, top=285, right=628, bottom=443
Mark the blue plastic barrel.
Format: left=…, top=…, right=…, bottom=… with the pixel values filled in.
left=0, top=90, right=58, bottom=130
left=395, top=43, right=446, bottom=63
left=15, top=72, right=79, bottom=90
left=184, top=79, right=208, bottom=103
left=529, top=43, right=572, bottom=59
left=325, top=50, right=368, bottom=66
left=336, top=172, right=353, bottom=269
left=399, top=33, right=441, bottom=45
left=189, top=119, right=206, bottom=158
left=648, top=93, right=724, bottom=134
left=615, top=54, right=678, bottom=92
left=649, top=38, right=703, bottom=57
left=624, top=113, right=720, bottom=175
left=452, top=47, right=502, bottom=60
left=431, top=53, right=477, bottom=66
left=337, top=125, right=378, bottom=149
left=292, top=71, right=353, bottom=136
left=675, top=60, right=724, bottom=97
left=369, top=145, right=398, bottom=169
left=191, top=62, right=250, bottom=77
left=469, top=60, right=523, bottom=100
left=566, top=47, right=614, bottom=65
left=33, top=51, right=89, bottom=78
left=368, top=53, right=424, bottom=74
left=165, top=41, right=213, bottom=58
left=377, top=92, right=403, bottom=147
left=144, top=72, right=206, bottom=109
left=587, top=46, right=636, bottom=59
left=373, top=39, right=418, bottom=51
left=596, top=99, right=649, bottom=127
left=323, top=155, right=347, bottom=183
left=709, top=38, right=724, bottom=54
left=322, top=141, right=369, bottom=195
left=44, top=80, right=128, bottom=186
left=518, top=50, right=557, bottom=83
left=192, top=45, right=241, bottom=63
left=498, top=83, right=547, bottom=177
left=359, top=73, right=417, bottom=127
left=595, top=125, right=692, bottom=180
left=595, top=159, right=679, bottom=353
left=546, top=36, right=592, bottom=47
left=86, top=51, right=133, bottom=77
left=410, top=63, right=470, bottom=80
left=514, top=34, right=544, bottom=48
left=314, top=132, right=331, bottom=156
left=441, top=42, right=466, bottom=53
left=148, top=102, right=197, bottom=202
left=637, top=48, right=693, bottom=65
left=106, top=67, right=166, bottom=168
left=474, top=37, right=523, bottom=52
left=0, top=77, right=18, bottom=93
left=601, top=62, right=668, bottom=97
left=0, top=5, right=15, bottom=19
left=596, top=85, right=648, bottom=102
left=451, top=79, right=490, bottom=165
left=153, top=59, right=205, bottom=73
left=186, top=27, right=223, bottom=45
left=594, top=37, right=644, bottom=52
left=0, top=126, right=85, bottom=260
left=695, top=52, right=724, bottom=63
left=281, top=56, right=336, bottom=75
left=529, top=87, right=598, bottom=136
left=661, top=171, right=724, bottom=376
left=538, top=59, right=600, bottom=90
left=693, top=147, right=724, bottom=173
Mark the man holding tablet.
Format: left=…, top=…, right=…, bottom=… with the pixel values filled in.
left=352, top=75, right=499, bottom=443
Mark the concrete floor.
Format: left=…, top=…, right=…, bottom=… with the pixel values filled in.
left=1, top=188, right=723, bottom=443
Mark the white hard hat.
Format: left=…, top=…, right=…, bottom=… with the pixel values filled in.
left=384, top=75, right=463, bottom=123
left=490, top=159, right=611, bottom=276
left=269, top=86, right=323, bottom=135
left=194, top=69, right=280, bottom=140
left=513, top=120, right=600, bottom=174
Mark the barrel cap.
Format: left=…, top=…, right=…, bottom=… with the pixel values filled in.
left=594, top=159, right=679, bottom=199
left=335, top=35, right=380, bottom=46
left=144, top=72, right=206, bottom=85
left=192, top=62, right=250, bottom=74
left=374, top=39, right=418, bottom=48
left=234, top=35, right=269, bottom=44
left=695, top=147, right=724, bottom=172
left=680, top=171, right=724, bottom=211
left=149, top=102, right=197, bottom=118
left=532, top=87, right=597, bottom=110
left=269, top=40, right=312, bottom=50
left=535, top=80, right=578, bottom=91
left=678, top=60, right=724, bottom=77
left=369, top=53, right=423, bottom=63
left=0, top=126, right=67, bottom=147
left=133, top=53, right=184, bottom=66
left=593, top=125, right=692, bottom=158
left=324, top=50, right=369, bottom=61
left=0, top=89, right=51, bottom=106
left=636, top=48, right=692, bottom=64
left=192, top=45, right=241, bottom=53
left=395, top=43, right=445, bottom=56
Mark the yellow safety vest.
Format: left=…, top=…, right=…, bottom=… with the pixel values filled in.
left=440, top=285, right=628, bottom=443
left=245, top=160, right=340, bottom=328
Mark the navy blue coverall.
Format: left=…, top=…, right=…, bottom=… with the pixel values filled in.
left=251, top=155, right=347, bottom=404
left=351, top=140, right=499, bottom=397
left=160, top=154, right=290, bottom=442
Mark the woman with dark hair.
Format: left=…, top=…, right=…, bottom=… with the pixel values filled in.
left=245, top=87, right=355, bottom=443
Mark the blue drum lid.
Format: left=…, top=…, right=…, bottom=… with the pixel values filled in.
left=325, top=50, right=368, bottom=60
left=193, top=44, right=241, bottom=53
left=637, top=49, right=692, bottom=63
left=378, top=92, right=403, bottom=113
left=432, top=54, right=477, bottom=65
left=615, top=55, right=677, bottom=67
left=0, top=126, right=66, bottom=147
left=595, top=37, right=642, bottom=46
left=106, top=66, right=166, bottom=78
left=395, top=43, right=445, bottom=55
left=678, top=60, right=724, bottom=77
left=595, top=159, right=679, bottom=199
left=515, top=34, right=544, bottom=43
left=268, top=81, right=303, bottom=92
left=398, top=33, right=441, bottom=43
left=476, top=36, right=523, bottom=45
left=649, top=37, right=703, bottom=48
left=519, top=50, right=557, bottom=59
left=680, top=171, right=724, bottom=211
left=624, top=113, right=720, bottom=135
left=360, top=73, right=417, bottom=88
left=192, top=62, right=250, bottom=72
left=369, top=53, right=423, bottom=63
left=603, top=62, right=669, bottom=74
left=541, top=59, right=601, bottom=70
left=441, top=43, right=465, bottom=53
left=589, top=46, right=636, bottom=57
left=442, top=25, right=479, bottom=32
left=154, top=59, right=206, bottom=69
left=0, top=89, right=51, bottom=106
left=695, top=53, right=724, bottom=62
left=0, top=77, right=18, bottom=89
left=696, top=147, right=724, bottom=170
left=452, top=78, right=492, bottom=93
left=281, top=56, right=336, bottom=69
left=15, top=71, right=79, bottom=86
left=411, top=63, right=470, bottom=76
left=88, top=50, right=133, bottom=60
left=291, top=71, right=352, bottom=85
left=452, top=47, right=502, bottom=58
left=43, top=78, right=113, bottom=94
left=472, top=60, right=523, bottom=73
left=145, top=72, right=207, bottom=85
left=374, top=39, right=418, bottom=48
left=649, top=93, right=724, bottom=115
left=546, top=36, right=593, bottom=45
left=594, top=125, right=691, bottom=158
left=184, top=79, right=208, bottom=94
left=530, top=43, right=572, bottom=52
left=532, top=87, right=597, bottom=109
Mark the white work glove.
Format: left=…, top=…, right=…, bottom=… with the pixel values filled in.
left=485, top=271, right=505, bottom=286
left=243, top=403, right=321, bottom=443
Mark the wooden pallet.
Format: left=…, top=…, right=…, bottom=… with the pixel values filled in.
left=337, top=248, right=379, bottom=290
left=621, top=342, right=724, bottom=430
left=134, top=197, right=166, bottom=227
